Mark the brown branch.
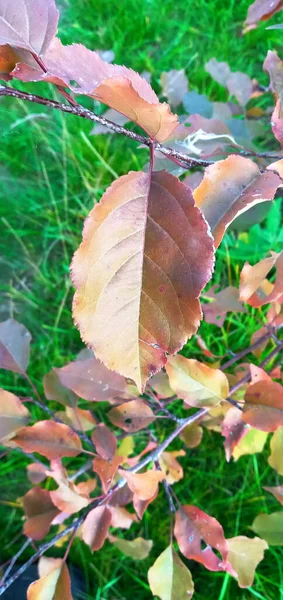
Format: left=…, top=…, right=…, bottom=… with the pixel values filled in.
left=221, top=330, right=273, bottom=371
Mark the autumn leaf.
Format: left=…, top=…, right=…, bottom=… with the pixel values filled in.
left=201, top=285, right=246, bottom=327
left=133, top=488, right=158, bottom=519
left=91, top=423, right=117, bottom=459
left=55, top=407, right=96, bottom=432
left=13, top=420, right=82, bottom=459
left=27, top=557, right=73, bottom=600
left=71, top=171, right=214, bottom=391
left=268, top=427, right=283, bottom=474
left=180, top=422, right=203, bottom=448
left=118, top=468, right=164, bottom=500
left=193, top=155, right=280, bottom=247
left=166, top=355, right=229, bottom=408
left=0, top=44, right=20, bottom=78
left=92, top=455, right=124, bottom=493
left=226, top=536, right=268, bottom=588
left=23, top=487, right=59, bottom=540
left=47, top=461, right=91, bottom=515
left=232, top=427, right=268, bottom=461
left=109, top=506, right=138, bottom=529
left=159, top=450, right=185, bottom=484
left=0, top=0, right=59, bottom=55
left=108, top=534, right=153, bottom=559
left=82, top=505, right=112, bottom=551
left=27, top=463, right=47, bottom=485
left=43, top=368, right=78, bottom=408
left=148, top=545, right=194, bottom=600
left=0, top=388, right=30, bottom=441
left=243, top=380, right=283, bottom=432
left=264, top=485, right=283, bottom=505
left=108, top=400, right=155, bottom=432
left=127, top=441, right=157, bottom=467
left=205, top=58, right=253, bottom=106
left=244, top=0, right=283, bottom=28
left=149, top=371, right=175, bottom=398
left=222, top=407, right=248, bottom=462
left=251, top=512, right=283, bottom=545
left=160, top=69, right=189, bottom=108
left=239, top=251, right=283, bottom=307
left=0, top=318, right=31, bottom=374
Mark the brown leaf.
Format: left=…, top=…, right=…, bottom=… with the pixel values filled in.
left=239, top=250, right=283, bottom=307
left=193, top=155, right=281, bottom=247
left=14, top=38, right=178, bottom=142
left=52, top=354, right=130, bottom=402
left=91, top=423, right=117, bottom=459
left=13, top=420, right=82, bottom=459
left=166, top=355, right=229, bottom=408
left=71, top=171, right=214, bottom=392
left=174, top=505, right=233, bottom=572
left=222, top=407, right=248, bottom=461
left=268, top=426, right=283, bottom=474
left=23, top=487, right=59, bottom=540
left=43, top=369, right=78, bottom=407
left=108, top=534, right=153, bottom=559
left=82, top=505, right=112, bottom=551
left=159, top=450, right=185, bottom=484
left=148, top=545, right=194, bottom=600
left=160, top=69, right=189, bottom=108
left=180, top=422, right=203, bottom=448
left=0, top=388, right=30, bottom=441
left=202, top=285, right=246, bottom=327
left=0, top=0, right=59, bottom=55
left=264, top=485, right=283, bottom=505
left=245, top=0, right=283, bottom=27
left=92, top=455, right=124, bottom=493
left=226, top=536, right=268, bottom=588
left=243, top=380, right=283, bottom=431
left=0, top=318, right=31, bottom=374
left=108, top=400, right=155, bottom=432
left=118, top=468, right=164, bottom=500
left=27, top=463, right=47, bottom=485
left=27, top=557, right=73, bottom=600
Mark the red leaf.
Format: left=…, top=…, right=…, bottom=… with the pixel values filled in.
left=0, top=318, right=31, bottom=374
left=91, top=423, right=117, bottom=460
left=13, top=420, right=82, bottom=459
left=23, top=487, right=59, bottom=540
left=82, top=505, right=112, bottom=551
left=243, top=380, right=283, bottom=431
left=0, top=0, right=59, bottom=55
left=108, top=400, right=155, bottom=432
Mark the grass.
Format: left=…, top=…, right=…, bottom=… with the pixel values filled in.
left=0, top=0, right=283, bottom=598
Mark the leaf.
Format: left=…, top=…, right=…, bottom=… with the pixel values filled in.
left=245, top=0, right=283, bottom=27
left=118, top=468, right=164, bottom=500
left=71, top=171, right=214, bottom=392
left=149, top=371, right=175, bottom=398
left=0, top=318, right=31, bottom=374
left=270, top=99, right=283, bottom=145
left=202, top=285, right=246, bottom=327
left=232, top=427, right=268, bottom=461
left=159, top=450, right=185, bottom=484
left=264, top=485, right=283, bottom=505
left=193, top=155, right=281, bottom=247
left=239, top=251, right=283, bottom=307
left=47, top=461, right=91, bottom=515
left=92, top=456, right=124, bottom=493
left=205, top=58, right=232, bottom=87
left=23, top=487, right=59, bottom=540
left=127, top=440, right=157, bottom=467
left=133, top=488, right=158, bottom=519
left=108, top=400, right=155, bottom=432
left=243, top=380, right=283, bottom=432
left=263, top=50, right=283, bottom=104
left=160, top=69, right=189, bottom=108
left=166, top=355, right=229, bottom=408
left=251, top=512, right=283, bottom=545
left=183, top=91, right=213, bottom=118
left=27, top=463, right=47, bottom=485
left=148, top=545, right=194, bottom=600
left=108, top=534, right=153, bottom=559
left=174, top=505, right=231, bottom=572
left=0, top=388, right=30, bottom=441
left=55, top=407, right=96, bottom=432
left=27, top=557, right=73, bottom=600
left=0, top=0, right=59, bottom=55
left=226, top=536, right=268, bottom=588
left=82, top=505, right=112, bottom=551
left=52, top=354, right=130, bottom=402
left=43, top=369, right=78, bottom=408
left=109, top=506, right=138, bottom=529
left=205, top=59, right=252, bottom=106
left=180, top=422, right=203, bottom=448
left=13, top=420, right=82, bottom=459
left=14, top=38, right=178, bottom=142
left=91, top=423, right=117, bottom=459
left=0, top=44, right=19, bottom=77
left=222, top=407, right=248, bottom=462
left=268, top=426, right=283, bottom=474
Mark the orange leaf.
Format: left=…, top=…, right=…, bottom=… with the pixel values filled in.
left=239, top=250, right=283, bottom=307
left=109, top=506, right=138, bottom=529
left=243, top=380, right=283, bottom=432
left=23, top=488, right=59, bottom=540
left=82, top=505, right=112, bottom=551
left=92, top=455, right=124, bottom=493
left=133, top=489, right=158, bottom=519
left=13, top=420, right=82, bottom=459
left=0, top=388, right=30, bottom=441
left=71, top=171, right=214, bottom=392
left=118, top=468, right=164, bottom=500
left=193, top=155, right=280, bottom=247
left=91, top=423, right=117, bottom=460
left=108, top=400, right=155, bottom=432
left=27, top=557, right=73, bottom=600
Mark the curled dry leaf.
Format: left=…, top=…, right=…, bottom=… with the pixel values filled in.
left=239, top=250, right=283, bottom=308
left=0, top=388, right=30, bottom=441
left=174, top=505, right=233, bottom=573
left=0, top=0, right=59, bottom=55
left=108, top=534, right=153, bottom=559
left=27, top=557, right=73, bottom=600
left=193, top=155, right=281, bottom=248
left=159, top=450, right=185, bottom=484
left=245, top=0, right=283, bottom=27
left=108, top=399, right=155, bottom=432
left=202, top=285, right=246, bottom=327
left=148, top=545, right=194, bottom=600
left=71, top=171, right=214, bottom=392
left=27, top=463, right=47, bottom=485
left=180, top=422, right=203, bottom=448
left=91, top=423, right=117, bottom=459
left=251, top=511, right=283, bottom=545
left=226, top=536, right=268, bottom=588
left=23, top=487, right=59, bottom=540
left=13, top=420, right=82, bottom=459
left=222, top=407, right=248, bottom=462
left=0, top=318, right=31, bottom=374
left=118, top=468, right=164, bottom=500
left=160, top=69, right=189, bottom=108
left=166, top=355, right=229, bottom=408
left=82, top=505, right=112, bottom=551
left=43, top=368, right=78, bottom=408
left=232, top=427, right=268, bottom=461
left=243, top=380, right=283, bottom=432
left=264, top=485, right=283, bottom=505
left=268, top=426, right=283, bottom=474
left=92, top=455, right=124, bottom=493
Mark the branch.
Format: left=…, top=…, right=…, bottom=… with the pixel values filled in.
left=221, top=330, right=273, bottom=371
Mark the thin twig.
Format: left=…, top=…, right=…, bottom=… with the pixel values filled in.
left=221, top=330, right=273, bottom=371
left=0, top=538, right=32, bottom=585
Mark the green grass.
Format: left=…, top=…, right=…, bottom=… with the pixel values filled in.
left=0, top=0, right=283, bottom=598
